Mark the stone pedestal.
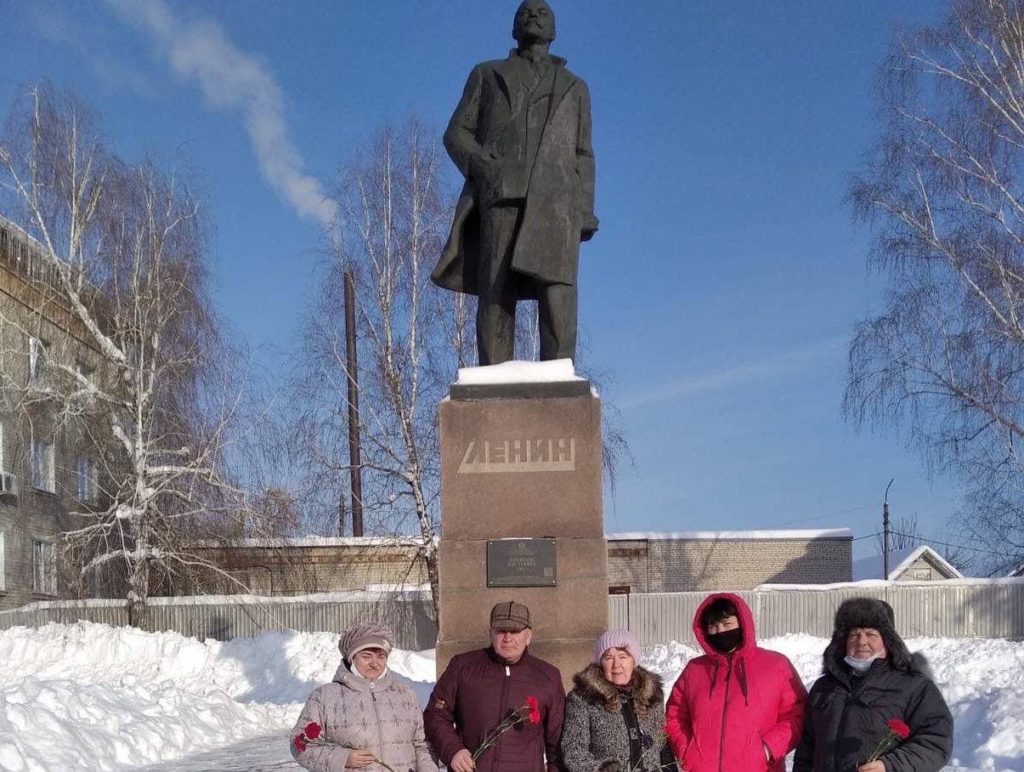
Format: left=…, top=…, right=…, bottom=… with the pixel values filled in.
left=436, top=380, right=608, bottom=690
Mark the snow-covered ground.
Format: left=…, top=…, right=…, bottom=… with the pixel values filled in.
left=0, top=622, right=1021, bottom=771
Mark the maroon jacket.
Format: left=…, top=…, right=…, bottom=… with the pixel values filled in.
left=423, top=647, right=565, bottom=772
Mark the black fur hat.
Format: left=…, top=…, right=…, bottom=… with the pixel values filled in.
left=824, top=597, right=915, bottom=674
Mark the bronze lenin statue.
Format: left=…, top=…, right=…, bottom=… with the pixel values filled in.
left=431, top=0, right=598, bottom=365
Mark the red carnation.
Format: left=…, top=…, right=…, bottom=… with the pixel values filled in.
left=867, top=717, right=911, bottom=761
left=293, top=734, right=308, bottom=753
left=887, top=718, right=911, bottom=740
left=472, top=697, right=544, bottom=761
left=304, top=722, right=322, bottom=740
left=525, top=695, right=541, bottom=724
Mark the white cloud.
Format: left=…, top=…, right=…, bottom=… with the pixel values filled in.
left=106, top=0, right=337, bottom=230
left=620, top=335, right=847, bottom=410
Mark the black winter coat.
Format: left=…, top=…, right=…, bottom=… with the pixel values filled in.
left=793, top=656, right=952, bottom=772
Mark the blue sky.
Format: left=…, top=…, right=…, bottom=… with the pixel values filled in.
left=1, top=0, right=962, bottom=560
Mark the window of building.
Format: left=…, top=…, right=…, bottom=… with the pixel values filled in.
left=33, top=540, right=55, bottom=595
left=28, top=336, right=47, bottom=382
left=0, top=423, right=14, bottom=498
left=76, top=456, right=98, bottom=504
left=31, top=436, right=55, bottom=493
left=74, top=361, right=95, bottom=394
left=0, top=532, right=6, bottom=592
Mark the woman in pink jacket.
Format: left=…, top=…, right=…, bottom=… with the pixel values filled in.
left=665, top=593, right=806, bottom=772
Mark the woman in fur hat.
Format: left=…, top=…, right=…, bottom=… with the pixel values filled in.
left=793, top=597, right=953, bottom=772
left=290, top=622, right=437, bottom=771
left=560, top=629, right=676, bottom=772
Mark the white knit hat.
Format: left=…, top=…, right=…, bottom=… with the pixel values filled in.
left=593, top=629, right=641, bottom=664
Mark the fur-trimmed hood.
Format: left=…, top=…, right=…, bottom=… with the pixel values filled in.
left=823, top=597, right=919, bottom=677
left=571, top=663, right=664, bottom=717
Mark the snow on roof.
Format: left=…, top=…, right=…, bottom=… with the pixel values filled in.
left=0, top=213, right=43, bottom=246
left=759, top=575, right=1024, bottom=590
left=197, top=531, right=855, bottom=549
left=852, top=544, right=964, bottom=581
left=606, top=528, right=853, bottom=541
left=456, top=358, right=583, bottom=384
left=187, top=535, right=428, bottom=549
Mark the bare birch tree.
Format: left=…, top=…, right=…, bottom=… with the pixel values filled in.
left=0, top=85, right=247, bottom=621
left=845, top=0, right=1024, bottom=573
left=288, top=121, right=464, bottom=620
left=286, top=120, right=634, bottom=620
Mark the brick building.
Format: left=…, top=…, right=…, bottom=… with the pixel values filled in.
left=180, top=537, right=428, bottom=596
left=0, top=216, right=115, bottom=609
left=179, top=529, right=853, bottom=598
left=607, top=529, right=853, bottom=593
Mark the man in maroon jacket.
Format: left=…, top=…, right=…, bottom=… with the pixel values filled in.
left=424, top=601, right=565, bottom=771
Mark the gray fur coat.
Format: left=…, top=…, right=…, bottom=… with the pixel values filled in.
left=561, top=664, right=675, bottom=772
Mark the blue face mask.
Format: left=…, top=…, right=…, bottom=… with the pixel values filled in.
left=844, top=654, right=880, bottom=672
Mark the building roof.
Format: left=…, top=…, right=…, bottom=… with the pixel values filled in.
left=0, top=213, right=61, bottom=287
left=606, top=528, right=853, bottom=541
left=189, top=535, right=427, bottom=549
left=852, top=544, right=964, bottom=581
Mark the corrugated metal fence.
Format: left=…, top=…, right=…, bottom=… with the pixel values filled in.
left=608, top=581, right=1024, bottom=645
left=2, top=580, right=1022, bottom=646
left=0, top=595, right=439, bottom=650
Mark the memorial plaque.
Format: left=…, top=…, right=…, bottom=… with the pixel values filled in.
left=487, top=538, right=557, bottom=587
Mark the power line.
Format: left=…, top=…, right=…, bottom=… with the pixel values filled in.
left=774, top=503, right=879, bottom=528
left=854, top=529, right=1014, bottom=558
left=892, top=531, right=1015, bottom=558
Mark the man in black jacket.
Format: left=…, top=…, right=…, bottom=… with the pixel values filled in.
left=794, top=597, right=953, bottom=772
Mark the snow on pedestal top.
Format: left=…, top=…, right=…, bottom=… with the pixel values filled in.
left=456, top=358, right=583, bottom=384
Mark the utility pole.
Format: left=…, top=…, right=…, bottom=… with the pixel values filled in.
left=883, top=478, right=894, bottom=580
left=344, top=269, right=364, bottom=537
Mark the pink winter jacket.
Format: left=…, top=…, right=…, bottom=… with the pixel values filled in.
left=665, top=593, right=806, bottom=772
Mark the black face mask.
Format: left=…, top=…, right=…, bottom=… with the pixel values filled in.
left=706, top=627, right=743, bottom=653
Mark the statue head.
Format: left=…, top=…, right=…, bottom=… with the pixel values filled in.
left=513, top=0, right=556, bottom=47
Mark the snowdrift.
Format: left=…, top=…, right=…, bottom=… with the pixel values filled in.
left=0, top=622, right=1020, bottom=770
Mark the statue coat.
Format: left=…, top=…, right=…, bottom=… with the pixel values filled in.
left=431, top=52, right=597, bottom=298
